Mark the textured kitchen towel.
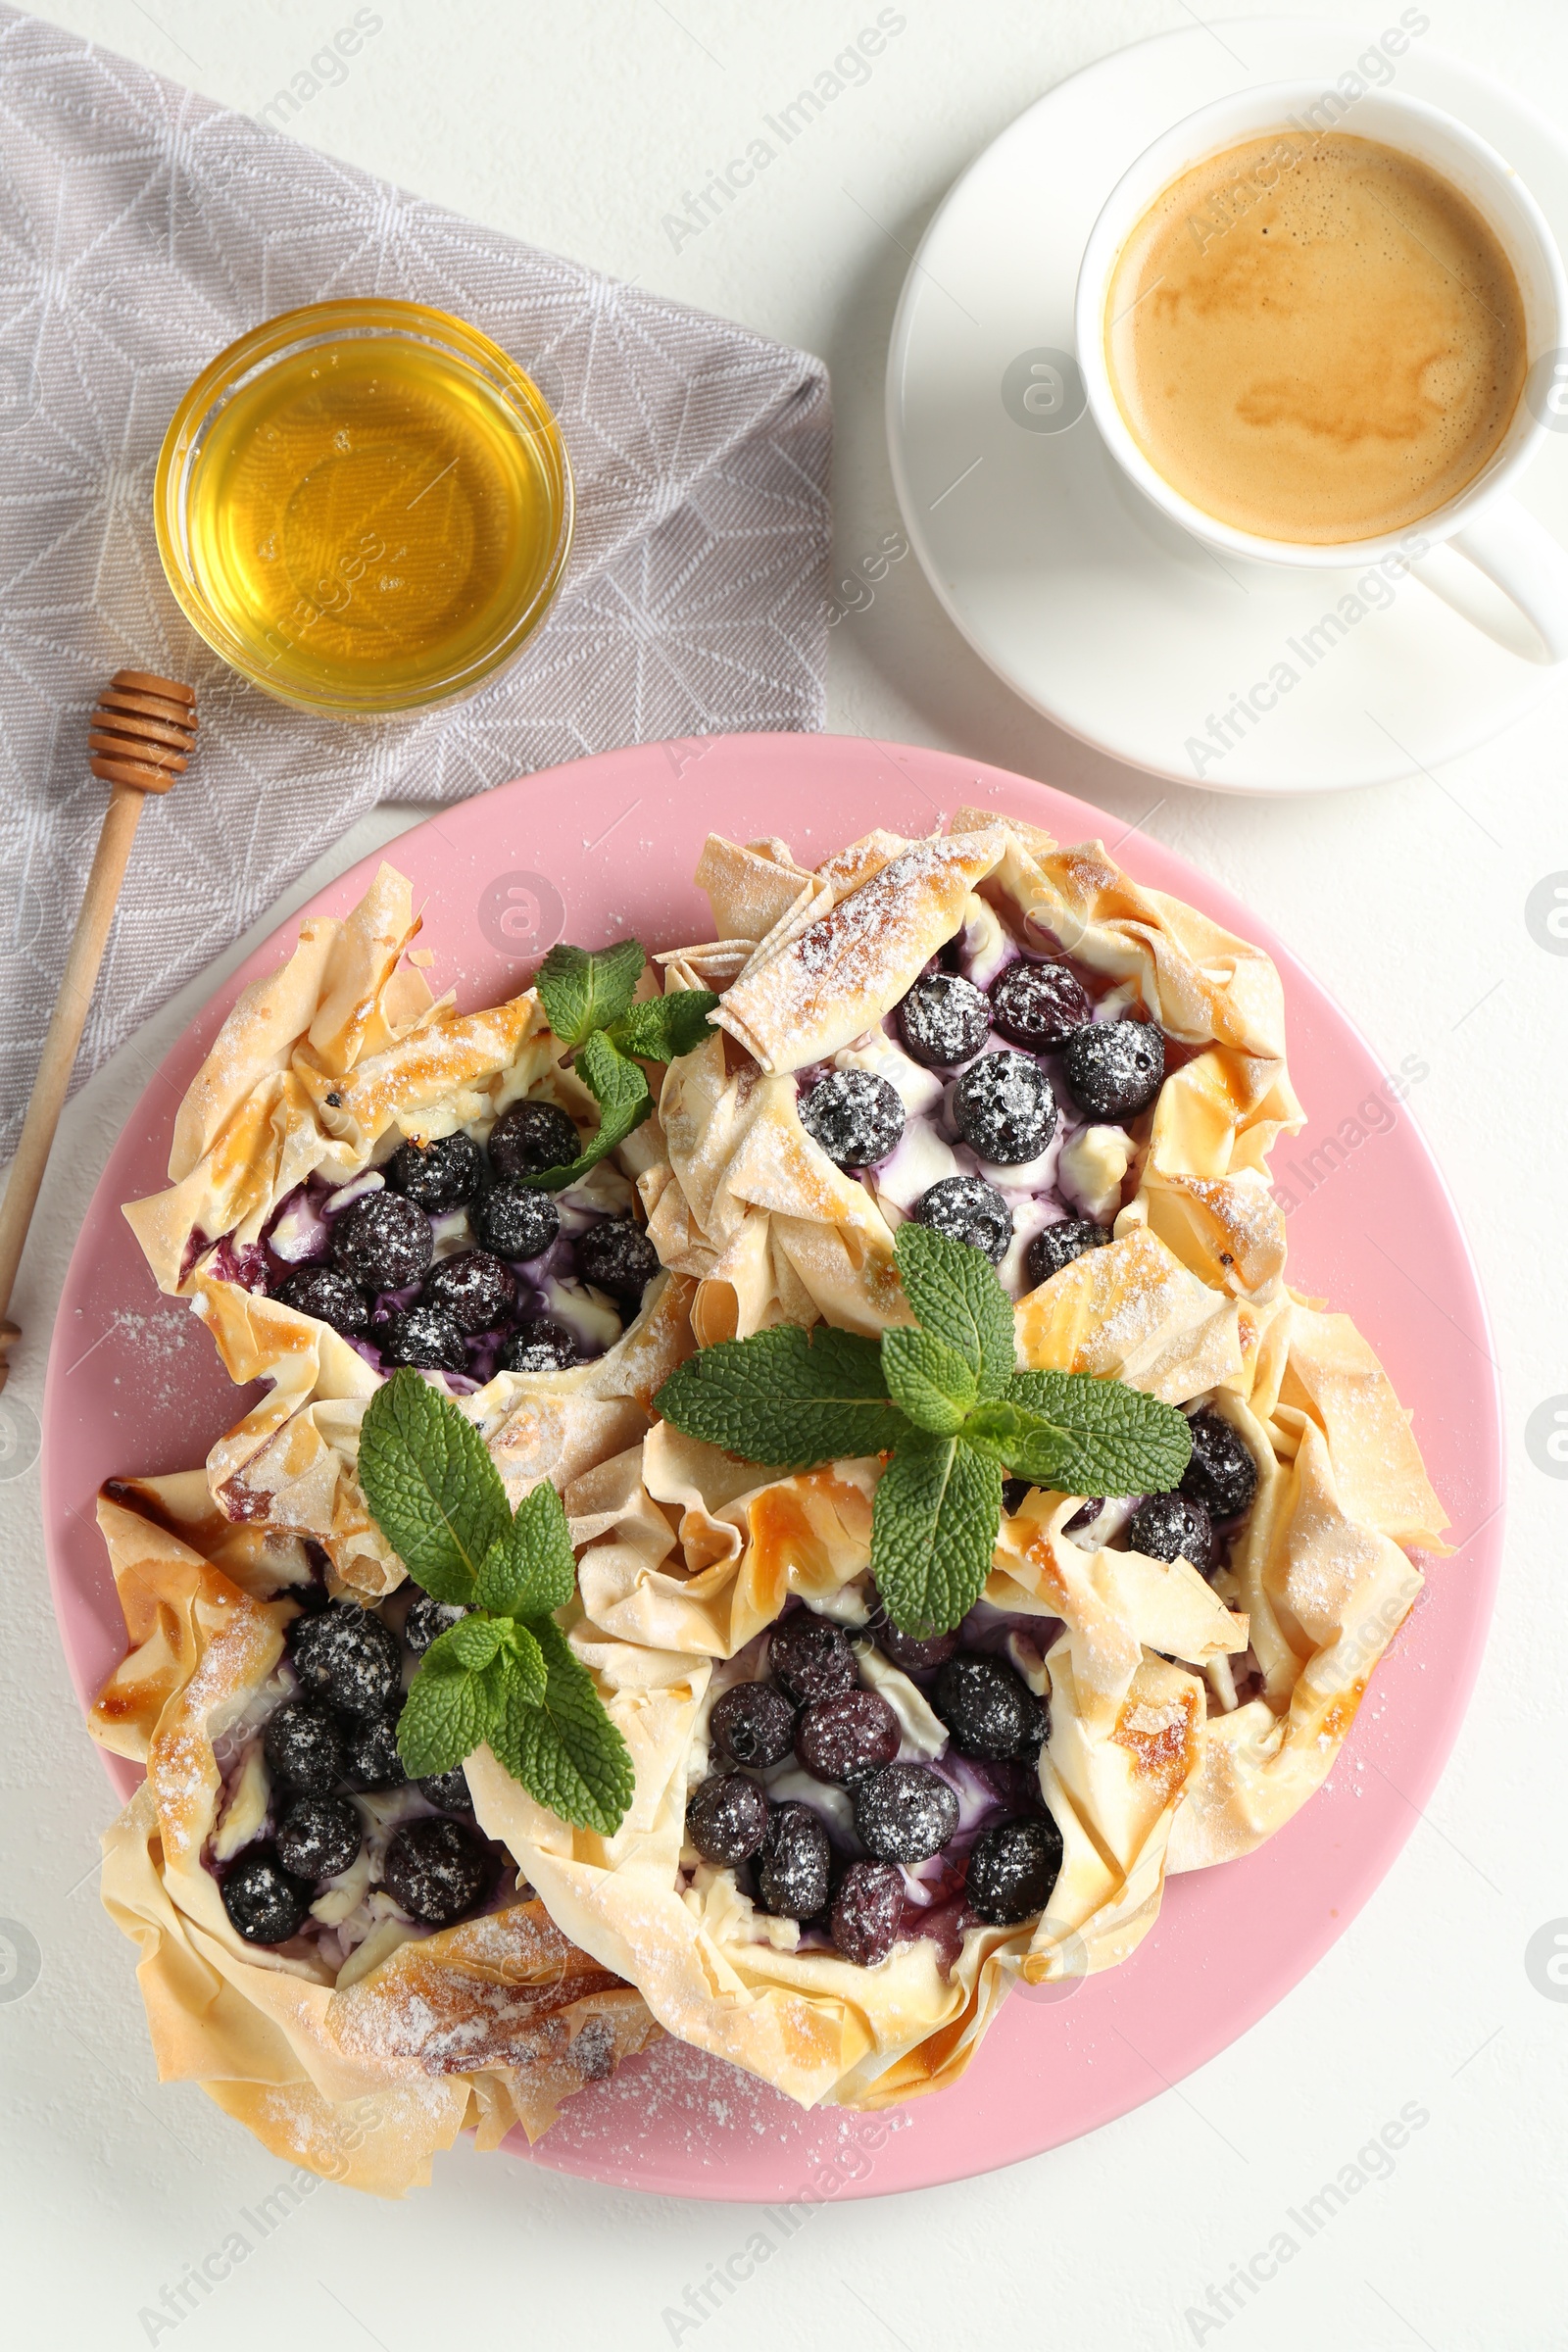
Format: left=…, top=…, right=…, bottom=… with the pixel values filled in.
left=0, top=7, right=831, bottom=1152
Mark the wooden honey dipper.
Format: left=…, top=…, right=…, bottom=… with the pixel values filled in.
left=0, top=670, right=198, bottom=1391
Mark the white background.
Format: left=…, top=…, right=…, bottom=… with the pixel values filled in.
left=2, top=4, right=1564, bottom=2348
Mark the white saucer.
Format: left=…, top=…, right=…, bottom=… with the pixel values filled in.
left=886, top=14, right=1568, bottom=793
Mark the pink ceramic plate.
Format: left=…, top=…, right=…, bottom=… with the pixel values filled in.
left=42, top=734, right=1502, bottom=2201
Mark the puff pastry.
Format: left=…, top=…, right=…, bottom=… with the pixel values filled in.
left=88, top=1473, right=658, bottom=2193
left=464, top=816, right=1446, bottom=2111
left=646, top=810, right=1303, bottom=1348
left=122, top=862, right=697, bottom=1596
left=93, top=811, right=1449, bottom=2148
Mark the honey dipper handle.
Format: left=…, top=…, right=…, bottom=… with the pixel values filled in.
left=0, top=781, right=147, bottom=1388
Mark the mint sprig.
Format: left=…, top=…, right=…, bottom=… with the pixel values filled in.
left=536, top=940, right=645, bottom=1048
left=654, top=1223, right=1194, bottom=1636
left=652, top=1323, right=906, bottom=1469
left=522, top=941, right=718, bottom=1192
left=871, top=1429, right=1004, bottom=1639
left=359, top=1369, right=634, bottom=1834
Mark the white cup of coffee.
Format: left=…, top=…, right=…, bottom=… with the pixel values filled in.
left=1074, top=83, right=1568, bottom=661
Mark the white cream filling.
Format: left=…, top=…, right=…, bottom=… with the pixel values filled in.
left=763, top=1768, right=858, bottom=1842
left=685, top=1863, right=801, bottom=1951
left=870, top=1120, right=963, bottom=1216
left=855, top=1645, right=948, bottom=1761
left=1005, top=1631, right=1053, bottom=1699
left=833, top=1027, right=945, bottom=1119
left=1058, top=1124, right=1134, bottom=1224
left=310, top=1844, right=371, bottom=1927
left=804, top=1584, right=873, bottom=1629
left=323, top=1168, right=384, bottom=1214
left=541, top=1275, right=622, bottom=1354
left=956, top=893, right=1011, bottom=989
left=212, top=1745, right=270, bottom=1862
left=269, top=1194, right=330, bottom=1263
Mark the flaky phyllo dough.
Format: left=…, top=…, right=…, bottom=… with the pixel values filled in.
left=641, top=810, right=1304, bottom=1346
left=95, top=812, right=1448, bottom=2138
left=464, top=814, right=1445, bottom=2110
left=121, top=862, right=695, bottom=1597
left=87, top=1475, right=658, bottom=2194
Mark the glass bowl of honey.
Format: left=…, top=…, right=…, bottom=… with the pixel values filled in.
left=155, top=299, right=573, bottom=716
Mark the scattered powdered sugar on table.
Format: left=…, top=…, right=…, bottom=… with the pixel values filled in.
left=527, top=2030, right=913, bottom=2169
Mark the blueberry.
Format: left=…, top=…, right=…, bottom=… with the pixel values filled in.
left=831, top=1859, right=905, bottom=1966
left=909, top=1175, right=1013, bottom=1265
left=1062, top=1019, right=1165, bottom=1120
left=471, top=1182, right=561, bottom=1262
left=385, top=1132, right=483, bottom=1213
left=1127, top=1492, right=1216, bottom=1576
left=952, top=1051, right=1057, bottom=1164
left=271, top=1265, right=368, bottom=1335
left=686, top=1772, right=769, bottom=1866
left=377, top=1303, right=466, bottom=1372
left=873, top=1620, right=959, bottom=1673
left=488, top=1100, right=579, bottom=1180
left=965, top=1815, right=1062, bottom=1925
left=275, top=1794, right=362, bottom=1882
left=500, top=1316, right=579, bottom=1373
left=756, top=1802, right=832, bottom=1919
left=767, top=1614, right=858, bottom=1707
left=419, top=1250, right=515, bottom=1334
left=383, top=1817, right=491, bottom=1927
left=1180, top=1410, right=1258, bottom=1521
left=575, top=1219, right=660, bottom=1304
left=263, top=1701, right=345, bottom=1793
left=795, top=1690, right=900, bottom=1784
left=932, top=1655, right=1047, bottom=1762
left=854, top=1765, right=959, bottom=1864
left=988, top=960, right=1093, bottom=1051
left=221, top=1848, right=311, bottom=1945
left=568, top=2016, right=617, bottom=2082
left=1026, top=1219, right=1111, bottom=1288
left=330, top=1189, right=433, bottom=1293
left=289, top=1602, right=401, bottom=1717
left=710, top=1682, right=796, bottom=1769
left=404, top=1595, right=470, bottom=1657
left=1002, top=1479, right=1031, bottom=1516
left=798, top=1068, right=906, bottom=1170
left=340, top=1709, right=407, bottom=1789
left=416, top=1766, right=474, bottom=1813
left=897, top=972, right=991, bottom=1068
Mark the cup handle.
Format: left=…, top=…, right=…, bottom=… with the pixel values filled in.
left=1448, top=494, right=1568, bottom=663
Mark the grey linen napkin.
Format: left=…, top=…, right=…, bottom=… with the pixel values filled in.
left=0, top=7, right=830, bottom=1152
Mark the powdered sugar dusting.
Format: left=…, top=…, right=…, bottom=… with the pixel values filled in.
left=526, top=2028, right=915, bottom=2174
left=720, top=831, right=1005, bottom=1071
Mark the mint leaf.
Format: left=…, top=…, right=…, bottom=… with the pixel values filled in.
left=870, top=1430, right=1003, bottom=1638
left=490, top=1618, right=635, bottom=1835
left=965, top=1371, right=1193, bottom=1496
left=498, top=1620, right=548, bottom=1709
left=606, top=990, right=719, bottom=1064
left=358, top=1368, right=511, bottom=1603
left=536, top=941, right=645, bottom=1049
left=475, top=1480, right=577, bottom=1620
left=396, top=1631, right=508, bottom=1776
left=881, top=1328, right=977, bottom=1436
left=445, top=1614, right=506, bottom=1672
left=655, top=1324, right=905, bottom=1470
left=894, top=1223, right=1014, bottom=1399
left=522, top=1030, right=653, bottom=1192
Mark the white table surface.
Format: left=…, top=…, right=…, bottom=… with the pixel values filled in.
left=3, top=5, right=1563, bottom=2347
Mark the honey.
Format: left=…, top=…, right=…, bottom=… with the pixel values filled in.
left=157, top=302, right=571, bottom=715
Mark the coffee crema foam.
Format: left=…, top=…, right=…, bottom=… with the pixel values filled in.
left=1105, top=131, right=1529, bottom=544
